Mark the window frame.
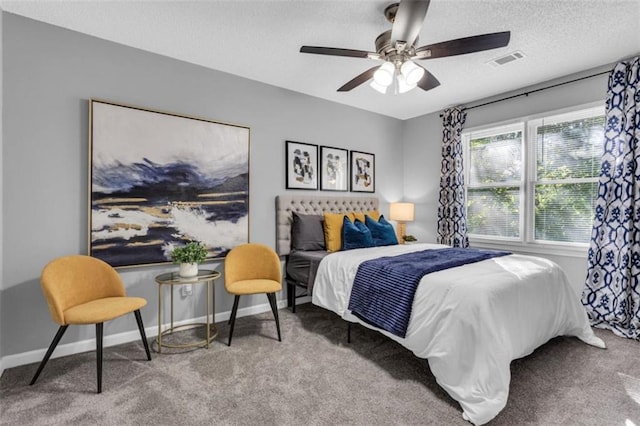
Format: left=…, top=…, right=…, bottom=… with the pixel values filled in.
left=463, top=122, right=525, bottom=242
left=462, top=102, right=605, bottom=257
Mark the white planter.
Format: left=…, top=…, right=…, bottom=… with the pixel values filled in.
left=179, top=262, right=198, bottom=278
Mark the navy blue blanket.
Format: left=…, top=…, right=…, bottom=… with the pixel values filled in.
left=348, top=248, right=511, bottom=338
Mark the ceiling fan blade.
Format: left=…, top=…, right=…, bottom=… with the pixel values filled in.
left=300, top=46, right=375, bottom=59
left=390, top=0, right=431, bottom=46
left=415, top=65, right=441, bottom=91
left=337, top=66, right=380, bottom=92
left=415, top=31, right=511, bottom=59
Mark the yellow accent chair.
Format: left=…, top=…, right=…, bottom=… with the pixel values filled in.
left=224, top=243, right=282, bottom=346
left=30, top=255, right=151, bottom=393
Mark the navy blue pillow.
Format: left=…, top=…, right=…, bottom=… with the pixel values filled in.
left=342, top=216, right=375, bottom=250
left=365, top=214, right=398, bottom=246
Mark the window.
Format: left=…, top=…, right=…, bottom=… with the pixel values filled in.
left=466, top=124, right=523, bottom=240
left=530, top=109, right=604, bottom=244
left=463, top=105, right=605, bottom=248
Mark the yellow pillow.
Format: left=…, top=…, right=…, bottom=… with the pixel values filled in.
left=323, top=212, right=355, bottom=252
left=352, top=210, right=381, bottom=223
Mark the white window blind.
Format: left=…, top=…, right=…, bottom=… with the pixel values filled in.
left=531, top=109, right=604, bottom=243
left=465, top=124, right=523, bottom=239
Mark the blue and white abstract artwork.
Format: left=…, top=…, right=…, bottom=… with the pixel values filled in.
left=89, top=100, right=250, bottom=268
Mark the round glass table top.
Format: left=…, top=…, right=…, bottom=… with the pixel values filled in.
left=155, top=269, right=220, bottom=285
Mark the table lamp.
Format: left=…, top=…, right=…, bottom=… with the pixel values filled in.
left=389, top=202, right=414, bottom=244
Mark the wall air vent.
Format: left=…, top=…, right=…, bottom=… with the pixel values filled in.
left=488, top=50, right=526, bottom=67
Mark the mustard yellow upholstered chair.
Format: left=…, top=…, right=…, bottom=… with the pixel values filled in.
left=30, top=255, right=151, bottom=393
left=224, top=243, right=282, bottom=346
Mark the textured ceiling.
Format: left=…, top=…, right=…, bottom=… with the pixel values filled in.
left=2, top=0, right=639, bottom=120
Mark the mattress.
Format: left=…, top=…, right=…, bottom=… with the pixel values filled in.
left=312, top=243, right=605, bottom=425
left=285, top=250, right=328, bottom=293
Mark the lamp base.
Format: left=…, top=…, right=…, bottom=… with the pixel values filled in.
left=397, top=222, right=406, bottom=244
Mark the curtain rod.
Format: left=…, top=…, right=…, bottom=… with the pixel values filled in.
left=440, top=69, right=610, bottom=117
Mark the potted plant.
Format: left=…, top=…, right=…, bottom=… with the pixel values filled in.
left=170, top=241, right=208, bottom=277
left=402, top=234, right=418, bottom=244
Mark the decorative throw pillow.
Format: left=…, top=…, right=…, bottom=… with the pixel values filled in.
left=365, top=214, right=399, bottom=246
left=323, top=212, right=355, bottom=252
left=342, top=216, right=375, bottom=251
left=291, top=212, right=325, bottom=251
left=352, top=210, right=381, bottom=223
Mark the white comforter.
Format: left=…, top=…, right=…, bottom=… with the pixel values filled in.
left=312, top=243, right=605, bottom=425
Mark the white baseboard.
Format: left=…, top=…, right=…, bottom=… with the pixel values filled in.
left=0, top=299, right=291, bottom=373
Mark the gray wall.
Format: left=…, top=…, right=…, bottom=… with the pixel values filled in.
left=0, top=13, right=403, bottom=358
left=401, top=66, right=611, bottom=294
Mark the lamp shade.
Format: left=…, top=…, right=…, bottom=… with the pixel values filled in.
left=369, top=80, right=388, bottom=94
left=389, top=202, right=415, bottom=222
left=373, top=62, right=395, bottom=87
left=397, top=73, right=417, bottom=94
left=400, top=61, right=425, bottom=86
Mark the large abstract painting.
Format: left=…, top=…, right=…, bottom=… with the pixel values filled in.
left=89, top=99, right=250, bottom=268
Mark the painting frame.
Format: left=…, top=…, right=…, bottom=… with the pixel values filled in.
left=320, top=146, right=349, bottom=192
left=285, top=140, right=318, bottom=190
left=350, top=150, right=375, bottom=193
left=89, top=98, right=250, bottom=268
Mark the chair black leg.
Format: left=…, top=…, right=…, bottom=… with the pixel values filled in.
left=30, top=325, right=69, bottom=386
left=228, top=295, right=239, bottom=325
left=228, top=295, right=240, bottom=346
left=133, top=310, right=151, bottom=361
left=267, top=293, right=282, bottom=342
left=96, top=323, right=103, bottom=394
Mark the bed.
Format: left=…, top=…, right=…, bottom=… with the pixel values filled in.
left=276, top=195, right=378, bottom=311
left=275, top=195, right=605, bottom=425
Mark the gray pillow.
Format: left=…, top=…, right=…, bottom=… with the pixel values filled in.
left=291, top=212, right=325, bottom=251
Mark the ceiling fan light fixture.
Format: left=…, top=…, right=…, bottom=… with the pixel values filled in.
left=397, top=73, right=417, bottom=94
left=373, top=61, right=395, bottom=87
left=400, top=60, right=425, bottom=85
left=369, top=80, right=388, bottom=94
left=299, top=2, right=511, bottom=94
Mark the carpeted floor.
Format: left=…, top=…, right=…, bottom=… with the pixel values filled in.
left=1, top=303, right=639, bottom=425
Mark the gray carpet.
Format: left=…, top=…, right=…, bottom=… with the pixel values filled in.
left=1, top=303, right=639, bottom=425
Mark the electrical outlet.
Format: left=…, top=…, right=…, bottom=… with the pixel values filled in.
left=181, top=284, right=193, bottom=297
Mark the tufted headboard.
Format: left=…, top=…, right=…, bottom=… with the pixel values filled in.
left=276, top=195, right=379, bottom=256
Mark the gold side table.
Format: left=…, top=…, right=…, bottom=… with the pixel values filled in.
left=154, top=269, right=221, bottom=353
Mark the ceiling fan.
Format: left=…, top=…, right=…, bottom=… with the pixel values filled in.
left=300, top=0, right=511, bottom=94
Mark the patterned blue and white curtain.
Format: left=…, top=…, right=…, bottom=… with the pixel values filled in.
left=582, top=56, right=640, bottom=340
left=437, top=107, right=469, bottom=248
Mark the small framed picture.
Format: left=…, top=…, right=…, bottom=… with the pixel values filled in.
left=286, top=141, right=318, bottom=190
left=320, top=146, right=348, bottom=191
left=350, top=150, right=375, bottom=193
